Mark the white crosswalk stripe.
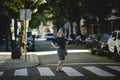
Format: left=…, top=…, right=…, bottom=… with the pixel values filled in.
left=37, top=67, right=55, bottom=76
left=0, top=71, right=4, bottom=76
left=14, top=68, right=28, bottom=76
left=107, top=66, right=120, bottom=72
left=0, top=66, right=119, bottom=77
left=83, top=66, right=115, bottom=77
left=62, top=67, right=84, bottom=76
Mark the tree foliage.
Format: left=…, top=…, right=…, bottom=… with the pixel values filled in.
left=1, top=0, right=120, bottom=33
left=0, top=0, right=46, bottom=19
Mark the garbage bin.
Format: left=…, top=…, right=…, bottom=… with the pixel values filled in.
left=11, top=41, right=21, bottom=59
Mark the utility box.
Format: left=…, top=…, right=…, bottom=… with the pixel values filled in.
left=11, top=41, right=21, bottom=59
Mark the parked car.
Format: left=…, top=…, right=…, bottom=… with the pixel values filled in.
left=27, top=32, right=35, bottom=51
left=107, top=30, right=120, bottom=61
left=45, top=32, right=55, bottom=40
left=91, top=34, right=110, bottom=56
left=85, top=34, right=96, bottom=48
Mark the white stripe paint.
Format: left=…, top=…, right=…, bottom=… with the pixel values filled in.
left=38, top=67, right=55, bottom=76
left=62, top=67, right=84, bottom=76
left=0, top=71, right=4, bottom=76
left=107, top=66, right=120, bottom=72
left=14, top=68, right=28, bottom=76
left=84, top=66, right=114, bottom=77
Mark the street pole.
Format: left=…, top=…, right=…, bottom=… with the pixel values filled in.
left=24, top=0, right=27, bottom=62
left=20, top=0, right=31, bottom=62
left=25, top=11, right=27, bottom=62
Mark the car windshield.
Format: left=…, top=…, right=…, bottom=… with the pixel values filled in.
left=118, top=32, right=120, bottom=39
left=47, top=34, right=53, bottom=36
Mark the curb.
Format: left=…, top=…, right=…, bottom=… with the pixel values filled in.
left=0, top=54, right=40, bottom=71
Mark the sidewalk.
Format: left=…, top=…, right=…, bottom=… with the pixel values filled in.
left=0, top=52, right=40, bottom=71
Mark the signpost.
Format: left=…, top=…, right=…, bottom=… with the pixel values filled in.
left=20, top=9, right=31, bottom=61
left=20, top=9, right=31, bottom=21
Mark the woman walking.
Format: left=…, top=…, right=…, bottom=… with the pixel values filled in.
left=51, top=28, right=67, bottom=72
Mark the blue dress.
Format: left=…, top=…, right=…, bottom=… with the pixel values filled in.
left=53, top=37, right=66, bottom=60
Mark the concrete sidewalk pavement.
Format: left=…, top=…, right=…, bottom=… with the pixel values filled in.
left=0, top=52, right=40, bottom=71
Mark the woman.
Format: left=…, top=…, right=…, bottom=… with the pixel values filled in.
left=51, top=28, right=67, bottom=72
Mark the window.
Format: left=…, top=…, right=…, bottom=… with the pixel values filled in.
left=118, top=32, right=120, bottom=40
left=111, top=32, right=117, bottom=40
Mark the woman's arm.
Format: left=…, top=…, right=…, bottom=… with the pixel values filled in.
left=51, top=42, right=60, bottom=49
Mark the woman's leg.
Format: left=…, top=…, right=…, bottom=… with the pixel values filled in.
left=57, top=60, right=64, bottom=71
left=57, top=49, right=65, bottom=71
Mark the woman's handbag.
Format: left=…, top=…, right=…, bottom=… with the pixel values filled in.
left=65, top=48, right=68, bottom=55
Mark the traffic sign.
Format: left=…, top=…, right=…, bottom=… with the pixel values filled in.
left=20, top=9, right=31, bottom=20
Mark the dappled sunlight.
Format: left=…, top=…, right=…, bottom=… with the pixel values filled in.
left=0, top=52, right=11, bottom=55
left=0, top=49, right=91, bottom=56
left=31, top=49, right=91, bottom=56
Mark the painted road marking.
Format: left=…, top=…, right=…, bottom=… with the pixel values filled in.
left=38, top=67, right=55, bottom=76
left=83, top=66, right=114, bottom=76
left=1, top=66, right=120, bottom=77
left=107, top=66, right=120, bottom=72
left=62, top=67, right=84, bottom=76
left=14, top=68, right=28, bottom=76
left=0, top=71, right=4, bottom=76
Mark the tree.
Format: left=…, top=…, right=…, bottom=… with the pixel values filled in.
left=0, top=0, right=46, bottom=53
left=79, top=0, right=112, bottom=33
left=38, top=0, right=82, bottom=35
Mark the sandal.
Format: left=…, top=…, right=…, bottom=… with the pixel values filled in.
left=56, top=69, right=64, bottom=72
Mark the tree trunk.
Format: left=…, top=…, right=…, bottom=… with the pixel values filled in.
left=5, top=24, right=9, bottom=51
left=76, top=19, right=81, bottom=35
left=14, top=19, right=17, bottom=41
left=20, top=21, right=25, bottom=55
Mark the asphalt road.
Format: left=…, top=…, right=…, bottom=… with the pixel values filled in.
left=0, top=39, right=120, bottom=80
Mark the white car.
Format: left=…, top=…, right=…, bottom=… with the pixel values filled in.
left=45, top=32, right=55, bottom=40
left=107, top=30, right=120, bottom=61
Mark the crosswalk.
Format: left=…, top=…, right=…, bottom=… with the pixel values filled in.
left=0, top=66, right=120, bottom=77
left=83, top=66, right=114, bottom=76
left=62, top=67, right=84, bottom=76
left=14, top=68, right=28, bottom=76
left=38, top=67, right=55, bottom=76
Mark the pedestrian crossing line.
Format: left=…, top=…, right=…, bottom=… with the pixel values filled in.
left=14, top=68, right=28, bottom=76
left=0, top=71, right=4, bottom=76
left=1, top=66, right=120, bottom=77
left=107, top=66, right=120, bottom=72
left=62, top=67, right=84, bottom=76
left=37, top=67, right=55, bottom=76
left=83, top=66, right=115, bottom=77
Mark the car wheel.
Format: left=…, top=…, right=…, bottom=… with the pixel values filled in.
left=114, top=48, right=119, bottom=61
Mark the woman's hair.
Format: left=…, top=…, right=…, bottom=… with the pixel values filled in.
left=57, top=28, right=64, bottom=37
